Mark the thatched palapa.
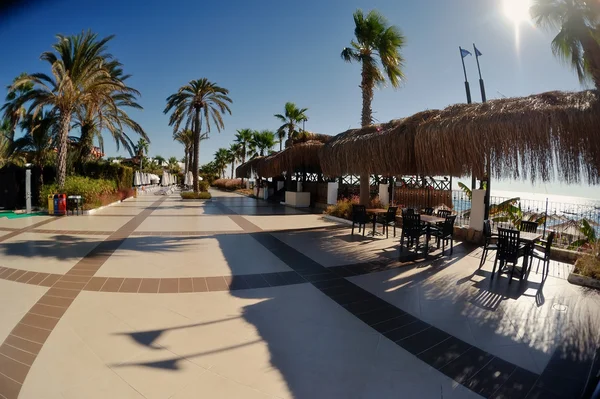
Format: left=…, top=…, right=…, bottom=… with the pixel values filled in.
left=235, top=156, right=265, bottom=179
left=415, top=90, right=600, bottom=184
left=320, top=110, right=441, bottom=176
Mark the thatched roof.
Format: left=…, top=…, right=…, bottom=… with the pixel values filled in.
left=321, top=90, right=600, bottom=183
left=320, top=110, right=440, bottom=176
left=415, top=90, right=600, bottom=184
left=236, top=135, right=333, bottom=178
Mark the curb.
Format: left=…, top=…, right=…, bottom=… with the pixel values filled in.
left=323, top=214, right=353, bottom=226
left=83, top=197, right=130, bottom=215
left=568, top=272, right=600, bottom=290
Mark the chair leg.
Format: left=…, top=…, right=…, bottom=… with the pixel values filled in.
left=491, top=255, right=499, bottom=279
left=393, top=225, right=396, bottom=237
left=509, top=262, right=515, bottom=284
left=362, top=223, right=365, bottom=236
left=450, top=238, right=453, bottom=255
left=351, top=222, right=355, bottom=236
left=386, top=224, right=389, bottom=239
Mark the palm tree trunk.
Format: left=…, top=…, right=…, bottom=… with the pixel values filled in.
left=56, top=111, right=71, bottom=191
left=192, top=107, right=201, bottom=193
left=359, top=63, right=374, bottom=206
left=240, top=145, right=246, bottom=185
left=279, top=140, right=282, bottom=151
left=230, top=161, right=234, bottom=179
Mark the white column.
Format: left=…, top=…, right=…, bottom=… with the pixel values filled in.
left=470, top=189, right=486, bottom=231
left=378, top=183, right=389, bottom=206
left=25, top=168, right=32, bottom=214
left=327, top=182, right=339, bottom=205
left=296, top=181, right=303, bottom=192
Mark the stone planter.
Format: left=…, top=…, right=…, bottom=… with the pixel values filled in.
left=568, top=272, right=600, bottom=290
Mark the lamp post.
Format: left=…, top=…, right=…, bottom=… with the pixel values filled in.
left=25, top=163, right=32, bottom=214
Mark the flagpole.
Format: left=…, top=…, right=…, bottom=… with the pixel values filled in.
left=473, top=43, right=487, bottom=102
left=459, top=47, right=472, bottom=104
left=474, top=43, right=491, bottom=219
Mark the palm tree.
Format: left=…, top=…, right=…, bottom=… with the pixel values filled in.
left=164, top=78, right=232, bottom=193
left=73, top=61, right=146, bottom=164
left=274, top=102, right=308, bottom=150
left=0, top=119, right=15, bottom=167
left=9, top=31, right=127, bottom=190
left=342, top=9, right=406, bottom=205
left=249, top=130, right=277, bottom=157
left=167, top=156, right=179, bottom=173
left=214, top=148, right=229, bottom=178
left=234, top=128, right=253, bottom=164
left=135, top=138, right=149, bottom=170
left=531, top=0, right=600, bottom=88
left=12, top=111, right=57, bottom=186
left=153, top=155, right=166, bottom=167
left=228, top=143, right=243, bottom=179
left=173, top=129, right=194, bottom=174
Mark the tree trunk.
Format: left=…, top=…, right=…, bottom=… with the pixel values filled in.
left=192, top=107, right=201, bottom=193
left=230, top=161, right=234, bottom=179
left=240, top=145, right=246, bottom=184
left=359, top=63, right=374, bottom=205
left=56, top=111, right=71, bottom=191
left=38, top=165, right=44, bottom=188
left=279, top=140, right=282, bottom=151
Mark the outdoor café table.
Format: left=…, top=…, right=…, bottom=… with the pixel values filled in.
left=365, top=208, right=390, bottom=237
left=396, top=214, right=446, bottom=256
left=518, top=231, right=542, bottom=275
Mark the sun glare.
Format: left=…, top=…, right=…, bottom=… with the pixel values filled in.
left=503, top=0, right=531, bottom=23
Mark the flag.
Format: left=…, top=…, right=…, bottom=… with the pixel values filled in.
left=460, top=48, right=472, bottom=58
left=474, top=45, right=483, bottom=57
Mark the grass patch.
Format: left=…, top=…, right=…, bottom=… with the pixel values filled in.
left=235, top=188, right=254, bottom=197
left=574, top=242, right=600, bottom=280
left=181, top=191, right=212, bottom=200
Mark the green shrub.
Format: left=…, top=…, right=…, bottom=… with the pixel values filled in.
left=574, top=242, right=600, bottom=280
left=40, top=176, right=118, bottom=209
left=198, top=181, right=209, bottom=192
left=77, top=162, right=134, bottom=190
left=325, top=195, right=385, bottom=220
left=181, top=191, right=212, bottom=200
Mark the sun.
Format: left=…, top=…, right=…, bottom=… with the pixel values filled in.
left=503, top=0, right=530, bottom=23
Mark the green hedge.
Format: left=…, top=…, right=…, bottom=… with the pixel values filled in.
left=40, top=176, right=118, bottom=209
left=77, top=162, right=134, bottom=190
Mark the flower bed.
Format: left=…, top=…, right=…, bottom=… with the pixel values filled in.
left=212, top=178, right=242, bottom=191
left=39, top=176, right=132, bottom=210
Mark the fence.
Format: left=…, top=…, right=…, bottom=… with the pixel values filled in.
left=447, top=190, right=600, bottom=249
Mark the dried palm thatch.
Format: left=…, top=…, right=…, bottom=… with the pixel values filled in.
left=235, top=156, right=265, bottom=179
left=415, top=90, right=600, bottom=184
left=236, top=138, right=332, bottom=179
left=320, top=110, right=441, bottom=176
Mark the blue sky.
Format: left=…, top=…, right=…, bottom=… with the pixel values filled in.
left=2, top=0, right=599, bottom=198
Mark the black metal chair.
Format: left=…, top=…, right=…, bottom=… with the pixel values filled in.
left=400, top=214, right=428, bottom=255
left=493, top=228, right=527, bottom=283
left=478, top=220, right=498, bottom=269
left=377, top=206, right=398, bottom=238
left=423, top=207, right=434, bottom=216
left=351, top=205, right=368, bottom=236
left=430, top=215, right=457, bottom=255
left=402, top=208, right=415, bottom=216
left=531, top=232, right=555, bottom=276
left=437, top=209, right=452, bottom=218
left=520, top=221, right=539, bottom=233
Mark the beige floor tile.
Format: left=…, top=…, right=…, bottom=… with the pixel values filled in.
left=94, top=205, right=143, bottom=216
left=97, top=234, right=291, bottom=278
left=0, top=232, right=108, bottom=274
left=0, top=279, right=47, bottom=343
left=60, top=370, right=146, bottom=399
left=136, top=216, right=242, bottom=232
left=243, top=214, right=338, bottom=231
left=42, top=215, right=133, bottom=231
left=172, top=370, right=275, bottom=398
left=0, top=215, right=51, bottom=229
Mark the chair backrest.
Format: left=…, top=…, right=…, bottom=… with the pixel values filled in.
left=385, top=207, right=398, bottom=223
left=403, top=214, right=422, bottom=237
left=352, top=205, right=367, bottom=222
left=402, top=208, right=415, bottom=216
left=498, top=228, right=521, bottom=259
left=423, top=207, right=434, bottom=216
left=483, top=220, right=492, bottom=238
left=437, top=210, right=451, bottom=218
left=544, top=232, right=555, bottom=254
left=441, top=215, right=457, bottom=236
left=520, top=221, right=539, bottom=233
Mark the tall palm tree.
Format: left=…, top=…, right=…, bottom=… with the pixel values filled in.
left=234, top=128, right=253, bottom=164
left=531, top=0, right=600, bottom=88
left=249, top=130, right=277, bottom=157
left=214, top=148, right=229, bottom=178
left=274, top=102, right=308, bottom=150
left=0, top=119, right=15, bottom=167
left=164, top=78, right=232, bottom=193
left=342, top=9, right=406, bottom=204
left=167, top=156, right=179, bottom=173
left=9, top=31, right=127, bottom=190
left=135, top=138, right=149, bottom=170
left=229, top=143, right=243, bottom=179
left=173, top=129, right=194, bottom=174
left=73, top=62, right=147, bottom=163
left=2, top=73, right=34, bottom=141
left=13, top=111, right=57, bottom=186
